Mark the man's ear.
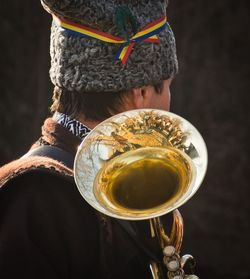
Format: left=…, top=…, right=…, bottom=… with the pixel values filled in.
left=122, top=85, right=153, bottom=111
left=130, top=87, right=145, bottom=109
left=131, top=85, right=155, bottom=108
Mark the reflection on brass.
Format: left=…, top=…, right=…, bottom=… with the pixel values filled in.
left=170, top=209, right=184, bottom=253
left=91, top=111, right=188, bottom=160
left=94, top=147, right=193, bottom=219
left=74, top=109, right=208, bottom=279
left=151, top=209, right=183, bottom=253
left=150, top=261, right=164, bottom=279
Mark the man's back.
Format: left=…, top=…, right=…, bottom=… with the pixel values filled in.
left=0, top=156, right=153, bottom=278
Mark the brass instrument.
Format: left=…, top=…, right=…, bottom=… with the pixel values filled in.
left=74, top=109, right=207, bottom=278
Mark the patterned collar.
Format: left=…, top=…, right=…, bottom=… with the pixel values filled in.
left=53, top=112, right=91, bottom=140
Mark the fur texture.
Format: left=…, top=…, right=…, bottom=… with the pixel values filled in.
left=41, top=0, right=178, bottom=93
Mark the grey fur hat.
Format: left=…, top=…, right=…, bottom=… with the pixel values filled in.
left=41, top=0, right=178, bottom=93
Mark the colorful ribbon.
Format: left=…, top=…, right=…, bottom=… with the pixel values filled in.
left=53, top=15, right=167, bottom=65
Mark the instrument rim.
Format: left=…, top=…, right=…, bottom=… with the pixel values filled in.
left=73, top=108, right=208, bottom=220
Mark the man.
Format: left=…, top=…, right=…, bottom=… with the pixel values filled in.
left=0, top=0, right=179, bottom=278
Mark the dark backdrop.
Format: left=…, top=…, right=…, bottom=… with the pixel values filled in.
left=0, top=1, right=249, bottom=278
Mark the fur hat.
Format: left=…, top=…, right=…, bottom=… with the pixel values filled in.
left=41, top=0, right=178, bottom=93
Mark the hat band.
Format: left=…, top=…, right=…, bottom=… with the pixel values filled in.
left=53, top=15, right=167, bottom=65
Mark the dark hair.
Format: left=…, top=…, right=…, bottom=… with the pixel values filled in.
left=50, top=81, right=164, bottom=121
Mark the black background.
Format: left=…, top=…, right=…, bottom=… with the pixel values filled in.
left=0, top=1, right=249, bottom=278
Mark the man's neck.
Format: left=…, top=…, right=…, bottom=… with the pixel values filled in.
left=75, top=115, right=102, bottom=130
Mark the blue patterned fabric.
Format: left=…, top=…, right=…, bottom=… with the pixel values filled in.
left=53, top=112, right=91, bottom=140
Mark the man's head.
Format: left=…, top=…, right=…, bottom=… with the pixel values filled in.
left=41, top=0, right=177, bottom=122
left=50, top=78, right=173, bottom=122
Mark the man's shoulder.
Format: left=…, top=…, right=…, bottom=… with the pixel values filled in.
left=0, top=155, right=73, bottom=189
left=0, top=155, right=95, bottom=219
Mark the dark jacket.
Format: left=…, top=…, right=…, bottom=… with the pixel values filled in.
left=0, top=118, right=159, bottom=279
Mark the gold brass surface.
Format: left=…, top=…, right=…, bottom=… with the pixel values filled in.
left=94, top=147, right=193, bottom=219
left=74, top=109, right=207, bottom=278
left=74, top=109, right=207, bottom=221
